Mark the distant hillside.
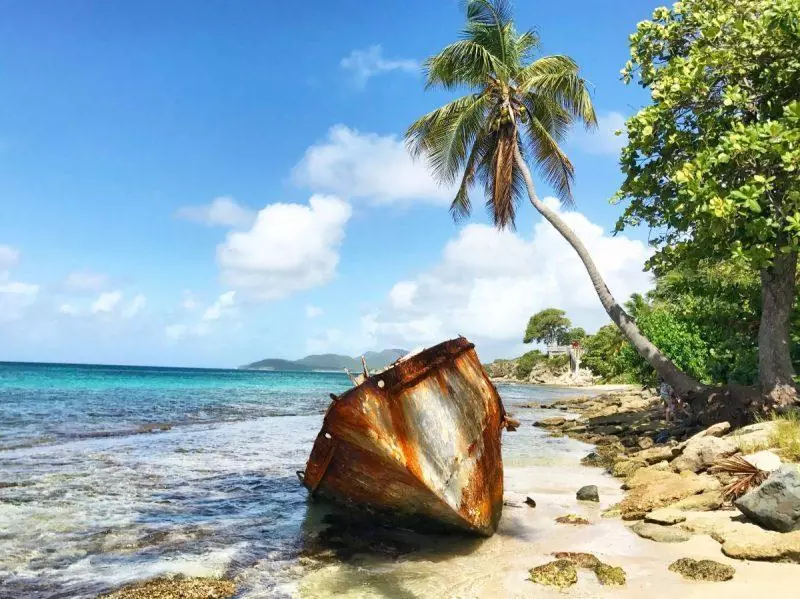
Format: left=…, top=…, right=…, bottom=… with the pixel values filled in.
left=240, top=348, right=408, bottom=372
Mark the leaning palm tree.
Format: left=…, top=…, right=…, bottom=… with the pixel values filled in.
left=405, top=0, right=702, bottom=396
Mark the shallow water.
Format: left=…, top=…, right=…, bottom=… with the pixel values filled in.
left=0, top=363, right=593, bottom=598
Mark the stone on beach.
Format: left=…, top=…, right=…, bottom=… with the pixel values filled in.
left=618, top=469, right=716, bottom=516
left=670, top=490, right=724, bottom=512
left=534, top=416, right=567, bottom=428
left=98, top=577, right=236, bottom=599
left=668, top=558, right=735, bottom=581
left=555, top=514, right=591, bottom=525
left=576, top=485, right=599, bottom=502
left=612, top=459, right=647, bottom=478
left=594, top=563, right=627, bottom=585
left=735, top=465, right=800, bottom=532
left=552, top=552, right=601, bottom=568
left=727, top=421, right=779, bottom=452
left=742, top=450, right=782, bottom=473
left=632, top=445, right=678, bottom=465
left=629, top=521, right=691, bottom=542
left=671, top=436, right=738, bottom=473
left=645, top=508, right=686, bottom=525
left=524, top=496, right=537, bottom=508
left=529, top=559, right=578, bottom=588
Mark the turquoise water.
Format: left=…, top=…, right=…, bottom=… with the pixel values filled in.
left=0, top=362, right=589, bottom=598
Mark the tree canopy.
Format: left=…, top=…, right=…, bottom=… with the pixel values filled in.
left=523, top=308, right=571, bottom=345
left=615, top=0, right=800, bottom=272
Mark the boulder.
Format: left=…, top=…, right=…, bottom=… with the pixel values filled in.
left=645, top=509, right=686, bottom=525
left=552, top=552, right=601, bottom=568
left=726, top=421, right=779, bottom=452
left=735, top=465, right=800, bottom=532
left=668, top=558, right=734, bottom=581
left=679, top=510, right=800, bottom=563
left=524, top=496, right=537, bottom=508
left=670, top=490, right=724, bottom=512
left=671, top=436, right=738, bottom=473
left=742, top=450, right=782, bottom=473
left=686, top=421, right=731, bottom=443
left=618, top=470, right=716, bottom=516
left=629, top=521, right=691, bottom=542
left=529, top=559, right=578, bottom=588
left=632, top=445, right=678, bottom=465
left=612, top=459, right=647, bottom=478
left=576, top=485, right=599, bottom=502
left=638, top=436, right=655, bottom=450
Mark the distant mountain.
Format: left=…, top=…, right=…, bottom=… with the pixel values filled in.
left=240, top=348, right=409, bottom=372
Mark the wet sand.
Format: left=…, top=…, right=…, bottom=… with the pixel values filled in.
left=299, top=449, right=793, bottom=598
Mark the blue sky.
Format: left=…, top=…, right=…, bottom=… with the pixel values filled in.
left=0, top=0, right=665, bottom=367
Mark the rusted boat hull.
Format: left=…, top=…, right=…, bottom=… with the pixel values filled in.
left=300, top=337, right=506, bottom=536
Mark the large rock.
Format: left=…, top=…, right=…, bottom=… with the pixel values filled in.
left=685, top=421, right=731, bottom=443
left=671, top=436, right=738, bottom=473
left=612, top=459, right=647, bottom=478
left=680, top=510, right=800, bottom=563
left=742, top=450, right=782, bottom=473
left=629, top=521, right=691, bottom=542
left=529, top=559, right=578, bottom=588
left=735, top=465, right=800, bottom=532
left=632, top=445, right=677, bottom=465
left=670, top=490, right=724, bottom=512
left=618, top=469, right=716, bottom=516
left=726, top=421, right=779, bottom=452
left=645, top=509, right=686, bottom=525
left=534, top=417, right=567, bottom=428
left=576, top=485, right=599, bottom=502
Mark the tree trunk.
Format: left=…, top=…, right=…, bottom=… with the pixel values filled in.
left=513, top=146, right=703, bottom=397
left=758, top=249, right=798, bottom=406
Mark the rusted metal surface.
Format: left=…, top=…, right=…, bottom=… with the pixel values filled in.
left=300, top=337, right=507, bottom=536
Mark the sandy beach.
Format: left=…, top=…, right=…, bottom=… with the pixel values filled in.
left=299, top=446, right=793, bottom=598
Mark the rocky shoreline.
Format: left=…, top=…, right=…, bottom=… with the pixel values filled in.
left=534, top=389, right=800, bottom=565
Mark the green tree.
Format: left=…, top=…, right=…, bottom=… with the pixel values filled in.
left=523, top=308, right=571, bottom=345
left=563, top=327, right=587, bottom=344
left=616, top=0, right=800, bottom=404
left=581, top=324, right=630, bottom=382
left=405, top=0, right=702, bottom=396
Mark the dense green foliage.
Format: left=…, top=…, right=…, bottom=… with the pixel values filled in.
left=523, top=309, right=570, bottom=345
left=615, top=0, right=800, bottom=273
left=515, top=349, right=546, bottom=378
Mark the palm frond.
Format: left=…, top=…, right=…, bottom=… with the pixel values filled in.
left=475, top=127, right=524, bottom=229
left=523, top=104, right=575, bottom=205
left=463, top=0, right=512, bottom=28
left=424, top=40, right=505, bottom=89
left=450, top=140, right=484, bottom=222
left=405, top=93, right=489, bottom=185
left=518, top=56, right=597, bottom=127
left=710, top=455, right=769, bottom=500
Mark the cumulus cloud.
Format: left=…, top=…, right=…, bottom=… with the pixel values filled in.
left=217, top=195, right=352, bottom=300
left=340, top=45, right=417, bottom=88
left=202, top=290, right=236, bottom=321
left=64, top=270, right=109, bottom=293
left=363, top=199, right=653, bottom=358
left=0, top=245, right=20, bottom=270
left=292, top=126, right=452, bottom=204
left=306, top=305, right=323, bottom=318
left=91, top=290, right=123, bottom=314
left=122, top=294, right=147, bottom=319
left=176, top=196, right=256, bottom=229
left=571, top=111, right=628, bottom=156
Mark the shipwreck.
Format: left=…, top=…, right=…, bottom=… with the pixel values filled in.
left=298, top=337, right=514, bottom=537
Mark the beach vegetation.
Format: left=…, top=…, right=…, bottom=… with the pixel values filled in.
left=617, top=0, right=800, bottom=405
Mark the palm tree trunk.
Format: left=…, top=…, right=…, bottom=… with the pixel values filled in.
left=513, top=145, right=703, bottom=397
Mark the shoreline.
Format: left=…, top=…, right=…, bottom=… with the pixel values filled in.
left=491, top=377, right=639, bottom=393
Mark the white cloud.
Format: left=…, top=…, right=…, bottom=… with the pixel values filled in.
left=59, top=303, right=78, bottom=316
left=0, top=272, right=40, bottom=322
left=182, top=291, right=199, bottom=311
left=176, top=196, right=256, bottom=229
left=571, top=111, right=628, bottom=156
left=306, top=305, right=323, bottom=318
left=340, top=45, right=417, bottom=88
left=91, top=290, right=123, bottom=314
left=202, top=290, right=236, bottom=321
left=122, top=294, right=147, bottom=319
left=292, top=125, right=452, bottom=204
left=0, top=245, right=20, bottom=270
left=64, top=270, right=109, bottom=293
left=363, top=199, right=653, bottom=358
left=217, top=195, right=352, bottom=300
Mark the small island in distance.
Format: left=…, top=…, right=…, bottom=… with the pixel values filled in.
left=239, top=348, right=409, bottom=372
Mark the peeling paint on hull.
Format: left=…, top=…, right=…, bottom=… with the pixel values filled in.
left=300, top=337, right=506, bottom=537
